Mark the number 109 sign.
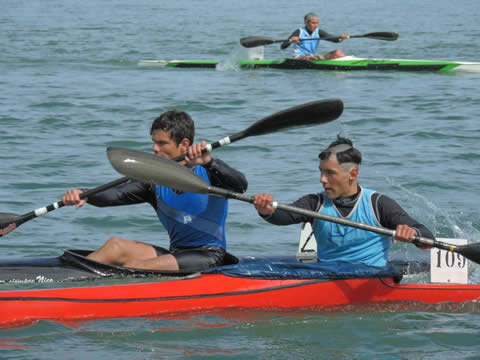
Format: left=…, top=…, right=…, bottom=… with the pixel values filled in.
left=430, top=238, right=468, bottom=284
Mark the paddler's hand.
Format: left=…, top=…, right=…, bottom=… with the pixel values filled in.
left=393, top=224, right=417, bottom=243
left=254, top=193, right=276, bottom=216
left=290, top=36, right=300, bottom=43
left=393, top=224, right=432, bottom=249
left=185, top=141, right=211, bottom=166
left=62, top=189, right=87, bottom=208
left=339, top=33, right=349, bottom=41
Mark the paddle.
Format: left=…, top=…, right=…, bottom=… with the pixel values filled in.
left=240, top=32, right=399, bottom=48
left=0, top=98, right=344, bottom=237
left=107, top=147, right=480, bottom=266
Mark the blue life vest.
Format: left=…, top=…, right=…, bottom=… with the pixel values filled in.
left=293, top=27, right=320, bottom=57
left=155, top=165, right=228, bottom=250
left=312, top=187, right=392, bottom=266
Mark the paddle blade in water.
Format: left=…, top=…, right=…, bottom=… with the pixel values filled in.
left=244, top=98, right=343, bottom=137
left=107, top=147, right=210, bottom=194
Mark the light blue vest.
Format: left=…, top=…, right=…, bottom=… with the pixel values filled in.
left=155, top=165, right=228, bottom=250
left=293, top=27, right=320, bottom=58
left=312, top=187, right=391, bottom=266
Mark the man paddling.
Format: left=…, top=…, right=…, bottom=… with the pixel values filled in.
left=253, top=136, right=433, bottom=267
left=62, top=110, right=247, bottom=271
left=282, top=12, right=349, bottom=61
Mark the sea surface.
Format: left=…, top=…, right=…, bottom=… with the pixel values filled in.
left=1, top=0, right=480, bottom=358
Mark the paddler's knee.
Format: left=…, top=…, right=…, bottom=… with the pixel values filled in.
left=324, top=50, right=345, bottom=60
left=103, top=236, right=128, bottom=255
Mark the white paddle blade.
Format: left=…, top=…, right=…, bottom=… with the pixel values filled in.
left=107, top=147, right=209, bottom=194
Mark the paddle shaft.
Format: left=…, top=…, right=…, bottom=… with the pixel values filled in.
left=240, top=32, right=398, bottom=48
left=205, top=185, right=453, bottom=252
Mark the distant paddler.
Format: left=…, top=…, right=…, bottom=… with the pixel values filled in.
left=281, top=12, right=349, bottom=61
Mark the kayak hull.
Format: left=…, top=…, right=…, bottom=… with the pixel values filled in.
left=0, top=250, right=478, bottom=327
left=137, top=56, right=480, bottom=73
left=2, top=274, right=480, bottom=328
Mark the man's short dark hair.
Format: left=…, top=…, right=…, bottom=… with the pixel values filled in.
left=319, top=135, right=362, bottom=166
left=304, top=12, right=319, bottom=22
left=150, top=110, right=195, bottom=146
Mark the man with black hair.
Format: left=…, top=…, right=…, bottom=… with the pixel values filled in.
left=281, top=12, right=349, bottom=61
left=253, top=136, right=434, bottom=267
left=62, top=110, right=248, bottom=271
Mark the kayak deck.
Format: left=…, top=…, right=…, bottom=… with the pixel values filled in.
left=0, top=249, right=420, bottom=284
left=137, top=56, right=480, bottom=73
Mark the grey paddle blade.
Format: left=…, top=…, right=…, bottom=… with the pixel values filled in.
left=107, top=147, right=209, bottom=194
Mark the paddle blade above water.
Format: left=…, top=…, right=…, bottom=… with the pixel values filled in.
left=240, top=36, right=276, bottom=48
left=456, top=242, right=480, bottom=265
left=107, top=147, right=210, bottom=194
left=353, top=32, right=399, bottom=40
left=243, top=99, right=343, bottom=137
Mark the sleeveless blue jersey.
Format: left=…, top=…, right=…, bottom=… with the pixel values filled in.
left=312, top=188, right=392, bottom=266
left=293, top=27, right=320, bottom=57
left=155, top=165, right=228, bottom=250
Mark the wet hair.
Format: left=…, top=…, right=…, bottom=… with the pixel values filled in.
left=318, top=135, right=362, bottom=169
left=150, top=110, right=195, bottom=146
left=304, top=12, right=319, bottom=23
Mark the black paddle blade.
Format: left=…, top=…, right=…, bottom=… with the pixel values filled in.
left=243, top=99, right=343, bottom=137
left=107, top=148, right=209, bottom=194
left=240, top=36, right=275, bottom=48
left=361, top=32, right=398, bottom=41
left=0, top=213, right=20, bottom=236
left=457, top=242, right=480, bottom=265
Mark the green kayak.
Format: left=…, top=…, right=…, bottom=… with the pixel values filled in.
left=138, top=56, right=480, bottom=73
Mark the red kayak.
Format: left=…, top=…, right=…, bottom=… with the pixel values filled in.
left=2, top=272, right=480, bottom=328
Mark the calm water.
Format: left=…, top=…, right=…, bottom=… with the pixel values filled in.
left=1, top=0, right=480, bottom=358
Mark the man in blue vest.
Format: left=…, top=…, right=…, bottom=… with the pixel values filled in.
left=253, top=136, right=433, bottom=267
left=62, top=110, right=247, bottom=271
left=281, top=12, right=349, bottom=61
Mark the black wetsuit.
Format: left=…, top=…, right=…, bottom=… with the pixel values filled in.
left=86, top=158, right=247, bottom=270
left=262, top=186, right=435, bottom=241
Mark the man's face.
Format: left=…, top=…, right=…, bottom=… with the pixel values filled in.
left=151, top=130, right=187, bottom=160
left=305, top=17, right=319, bottom=33
left=319, top=155, right=356, bottom=199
